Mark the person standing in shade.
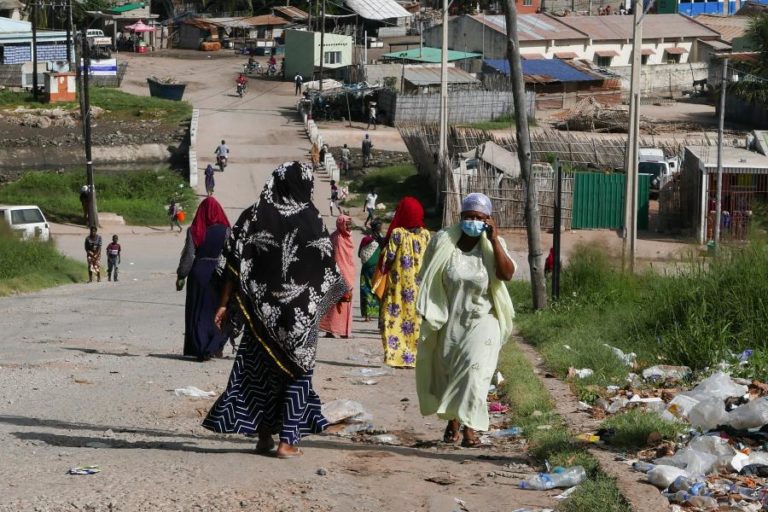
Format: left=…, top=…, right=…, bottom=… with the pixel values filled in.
left=359, top=219, right=384, bottom=322
left=205, top=164, right=215, bottom=196
left=84, top=226, right=103, bottom=283
left=364, top=188, right=377, bottom=228
left=106, top=235, right=121, bottom=282
left=320, top=215, right=355, bottom=339
left=378, top=197, right=431, bottom=368
left=176, top=196, right=231, bottom=362
left=330, top=180, right=341, bottom=217
left=362, top=133, right=373, bottom=167
left=415, top=193, right=516, bottom=448
left=294, top=73, right=303, bottom=95
left=366, top=103, right=377, bottom=130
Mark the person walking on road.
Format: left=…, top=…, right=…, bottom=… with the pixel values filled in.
left=84, top=226, right=103, bottom=283
left=204, top=161, right=349, bottom=459
left=168, top=199, right=183, bottom=233
left=362, top=133, right=373, bottom=167
left=320, top=215, right=355, bottom=339
left=329, top=180, right=341, bottom=217
left=366, top=103, right=377, bottom=130
left=377, top=197, right=431, bottom=368
left=176, top=196, right=231, bottom=362
left=106, top=235, right=121, bottom=282
left=359, top=219, right=383, bottom=322
left=294, top=73, right=303, bottom=95
left=340, top=144, right=351, bottom=175
left=205, top=164, right=215, bottom=196
left=415, top=193, right=516, bottom=448
left=364, top=189, right=377, bottom=228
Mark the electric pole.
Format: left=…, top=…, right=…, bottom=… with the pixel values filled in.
left=714, top=58, right=728, bottom=246
left=622, top=0, right=642, bottom=273
left=319, top=0, right=325, bottom=90
left=80, top=27, right=99, bottom=228
left=32, top=0, right=39, bottom=100
left=437, top=0, right=448, bottom=204
left=67, top=0, right=74, bottom=67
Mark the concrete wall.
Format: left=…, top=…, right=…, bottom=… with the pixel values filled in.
left=611, top=62, right=708, bottom=97
left=285, top=30, right=353, bottom=79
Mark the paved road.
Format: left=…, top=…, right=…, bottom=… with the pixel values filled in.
left=0, top=53, right=558, bottom=512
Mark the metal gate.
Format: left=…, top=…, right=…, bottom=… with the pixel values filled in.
left=572, top=172, right=649, bottom=230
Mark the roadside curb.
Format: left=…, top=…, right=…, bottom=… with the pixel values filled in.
left=298, top=102, right=340, bottom=182
left=188, top=108, right=200, bottom=187
left=513, top=336, right=671, bottom=512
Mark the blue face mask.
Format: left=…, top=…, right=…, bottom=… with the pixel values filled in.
left=461, top=219, right=486, bottom=238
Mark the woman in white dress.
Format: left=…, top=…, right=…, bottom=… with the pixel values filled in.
left=416, top=193, right=516, bottom=447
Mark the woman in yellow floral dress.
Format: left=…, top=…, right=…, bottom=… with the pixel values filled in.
left=379, top=197, right=431, bottom=368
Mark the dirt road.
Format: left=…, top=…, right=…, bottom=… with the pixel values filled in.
left=0, top=53, right=559, bottom=512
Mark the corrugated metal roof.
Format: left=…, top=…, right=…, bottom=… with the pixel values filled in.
left=554, top=51, right=578, bottom=59
left=240, top=15, right=289, bottom=26
left=344, top=0, right=412, bottom=20
left=558, top=13, right=719, bottom=40
left=0, top=0, right=23, bottom=9
left=470, top=14, right=586, bottom=41
left=699, top=39, right=733, bottom=51
left=665, top=46, right=688, bottom=54
left=273, top=6, right=309, bottom=20
left=382, top=47, right=481, bottom=63
left=484, top=58, right=603, bottom=83
left=687, top=146, right=768, bottom=174
left=404, top=65, right=479, bottom=86
left=694, top=14, right=750, bottom=43
left=0, top=17, right=30, bottom=32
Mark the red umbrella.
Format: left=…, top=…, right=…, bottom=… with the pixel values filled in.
left=125, top=20, right=155, bottom=33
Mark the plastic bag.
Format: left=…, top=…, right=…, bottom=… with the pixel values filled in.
left=647, top=465, right=690, bottom=488
left=685, top=371, right=748, bottom=402
left=642, top=365, right=691, bottom=382
left=173, top=386, right=216, bottom=398
left=664, top=394, right=700, bottom=420
left=688, top=398, right=728, bottom=431
left=655, top=448, right=718, bottom=476
left=727, top=397, right=768, bottom=430
left=321, top=399, right=368, bottom=424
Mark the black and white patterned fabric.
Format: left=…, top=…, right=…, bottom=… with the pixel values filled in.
left=218, top=161, right=347, bottom=377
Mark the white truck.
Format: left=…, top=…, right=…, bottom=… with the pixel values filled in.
left=638, top=148, right=680, bottom=199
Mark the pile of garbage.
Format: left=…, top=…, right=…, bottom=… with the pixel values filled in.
left=553, top=97, right=635, bottom=133
left=2, top=106, right=105, bottom=129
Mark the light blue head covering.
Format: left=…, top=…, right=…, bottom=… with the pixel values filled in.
left=461, top=193, right=492, bottom=216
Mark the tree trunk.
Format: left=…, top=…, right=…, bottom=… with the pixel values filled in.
left=501, top=0, right=547, bottom=310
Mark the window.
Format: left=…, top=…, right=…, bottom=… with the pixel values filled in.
left=666, top=53, right=681, bottom=64
left=324, top=51, right=342, bottom=65
left=641, top=54, right=649, bottom=65
left=595, top=55, right=612, bottom=67
left=523, top=0, right=532, bottom=5
left=11, top=208, right=44, bottom=225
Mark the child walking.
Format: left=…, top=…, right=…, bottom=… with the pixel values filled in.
left=168, top=199, right=183, bottom=232
left=330, top=180, right=341, bottom=217
left=106, top=235, right=121, bottom=282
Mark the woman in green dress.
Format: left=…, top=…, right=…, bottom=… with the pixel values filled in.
left=358, top=219, right=383, bottom=322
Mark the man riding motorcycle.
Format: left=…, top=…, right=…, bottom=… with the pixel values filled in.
left=236, top=73, right=248, bottom=97
left=215, top=140, right=229, bottom=171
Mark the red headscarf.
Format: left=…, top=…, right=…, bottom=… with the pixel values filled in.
left=384, top=196, right=425, bottom=241
left=190, top=197, right=230, bottom=247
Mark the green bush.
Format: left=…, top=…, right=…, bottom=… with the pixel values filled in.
left=600, top=410, right=685, bottom=450
left=0, top=170, right=197, bottom=226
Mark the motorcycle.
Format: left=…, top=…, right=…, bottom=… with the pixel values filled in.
left=243, top=62, right=260, bottom=75
left=216, top=154, right=228, bottom=172
left=236, top=81, right=247, bottom=98
left=266, top=63, right=277, bottom=77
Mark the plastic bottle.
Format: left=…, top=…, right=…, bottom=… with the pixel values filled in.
left=668, top=476, right=706, bottom=494
left=662, top=490, right=691, bottom=503
left=520, top=466, right=587, bottom=490
left=631, top=461, right=655, bottom=473
left=685, top=496, right=718, bottom=510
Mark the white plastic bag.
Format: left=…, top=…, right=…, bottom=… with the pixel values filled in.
left=665, top=394, right=700, bottom=420
left=321, top=399, right=368, bottom=424
left=727, top=397, right=768, bottom=429
left=688, top=398, right=728, bottom=431
left=647, top=465, right=690, bottom=489
left=173, top=386, right=216, bottom=398
left=655, top=446, right=719, bottom=476
left=685, top=371, right=748, bottom=402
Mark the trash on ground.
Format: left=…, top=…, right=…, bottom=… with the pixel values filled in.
left=346, top=367, right=393, bottom=378
left=488, top=427, right=523, bottom=438
left=554, top=486, right=579, bottom=500
left=321, top=399, right=370, bottom=425
left=368, top=433, right=400, bottom=445
left=425, top=475, right=457, bottom=485
left=519, top=466, right=587, bottom=490
left=488, top=402, right=509, bottom=414
left=567, top=367, right=593, bottom=379
left=68, top=465, right=101, bottom=475
left=173, top=386, right=216, bottom=398
left=642, top=365, right=691, bottom=383
left=350, top=379, right=378, bottom=385
left=575, top=433, right=600, bottom=444
left=603, top=344, right=637, bottom=367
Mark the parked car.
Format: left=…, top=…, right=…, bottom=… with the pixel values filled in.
left=639, top=148, right=680, bottom=199
left=0, top=205, right=51, bottom=242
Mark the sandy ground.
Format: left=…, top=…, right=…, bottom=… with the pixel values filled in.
left=0, top=52, right=564, bottom=512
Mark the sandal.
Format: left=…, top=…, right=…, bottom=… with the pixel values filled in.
left=461, top=435, right=483, bottom=448
left=276, top=447, right=303, bottom=459
left=443, top=422, right=460, bottom=444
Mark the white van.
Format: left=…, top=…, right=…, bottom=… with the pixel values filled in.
left=86, top=29, right=105, bottom=38
left=638, top=148, right=680, bottom=198
left=0, top=205, right=51, bottom=242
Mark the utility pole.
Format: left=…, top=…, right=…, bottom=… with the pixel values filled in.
left=553, top=159, right=562, bottom=301
left=622, top=0, right=642, bottom=273
left=80, top=27, right=99, bottom=228
left=31, top=0, right=39, bottom=100
left=437, top=0, right=449, bottom=204
left=67, top=0, right=75, bottom=68
left=714, top=58, right=728, bottom=246
left=319, top=0, right=325, bottom=91
left=502, top=0, right=547, bottom=310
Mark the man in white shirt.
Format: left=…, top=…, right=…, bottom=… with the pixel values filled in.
left=340, top=144, right=351, bottom=175
left=364, top=189, right=377, bottom=227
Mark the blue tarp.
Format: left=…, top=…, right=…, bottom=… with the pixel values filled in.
left=484, top=58, right=600, bottom=83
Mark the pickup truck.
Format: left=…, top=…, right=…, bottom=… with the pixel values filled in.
left=639, top=148, right=680, bottom=199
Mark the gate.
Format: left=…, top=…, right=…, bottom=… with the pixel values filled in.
left=572, top=172, right=649, bottom=230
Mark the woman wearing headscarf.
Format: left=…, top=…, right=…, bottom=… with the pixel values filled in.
left=176, top=196, right=231, bottom=361
left=358, top=219, right=383, bottom=322
left=415, top=193, right=516, bottom=447
left=204, top=164, right=215, bottom=196
left=378, top=197, right=431, bottom=368
left=203, top=162, right=348, bottom=459
left=320, top=214, right=355, bottom=338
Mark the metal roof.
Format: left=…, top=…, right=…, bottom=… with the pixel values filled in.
left=105, top=2, right=144, bottom=14
left=382, top=46, right=481, bottom=63
left=403, top=65, right=479, bottom=86
left=273, top=6, right=309, bottom=21
left=699, top=39, right=733, bottom=51
left=686, top=146, right=768, bottom=174
left=344, top=0, right=412, bottom=20
left=0, top=17, right=30, bottom=32
left=461, top=141, right=521, bottom=178
left=483, top=58, right=603, bottom=83
left=558, top=13, right=719, bottom=40
left=694, top=14, right=750, bottom=43
left=240, top=15, right=289, bottom=26
left=470, top=14, right=586, bottom=41
left=665, top=46, right=688, bottom=54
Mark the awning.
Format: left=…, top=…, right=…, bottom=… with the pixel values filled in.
left=521, top=53, right=546, bottom=60
left=594, top=50, right=620, bottom=57
left=554, top=52, right=578, bottom=59
left=344, top=0, right=412, bottom=20
left=665, top=47, right=688, bottom=55
left=641, top=48, right=655, bottom=56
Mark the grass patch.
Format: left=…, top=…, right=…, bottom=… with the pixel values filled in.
left=343, top=164, right=435, bottom=220
left=0, top=227, right=85, bottom=296
left=0, top=88, right=192, bottom=125
left=0, top=170, right=197, bottom=226
left=599, top=410, right=685, bottom=450
left=497, top=338, right=629, bottom=512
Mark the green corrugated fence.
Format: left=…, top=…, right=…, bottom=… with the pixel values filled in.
left=572, top=172, right=649, bottom=230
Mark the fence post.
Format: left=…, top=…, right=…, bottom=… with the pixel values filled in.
left=552, top=159, right=562, bottom=300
